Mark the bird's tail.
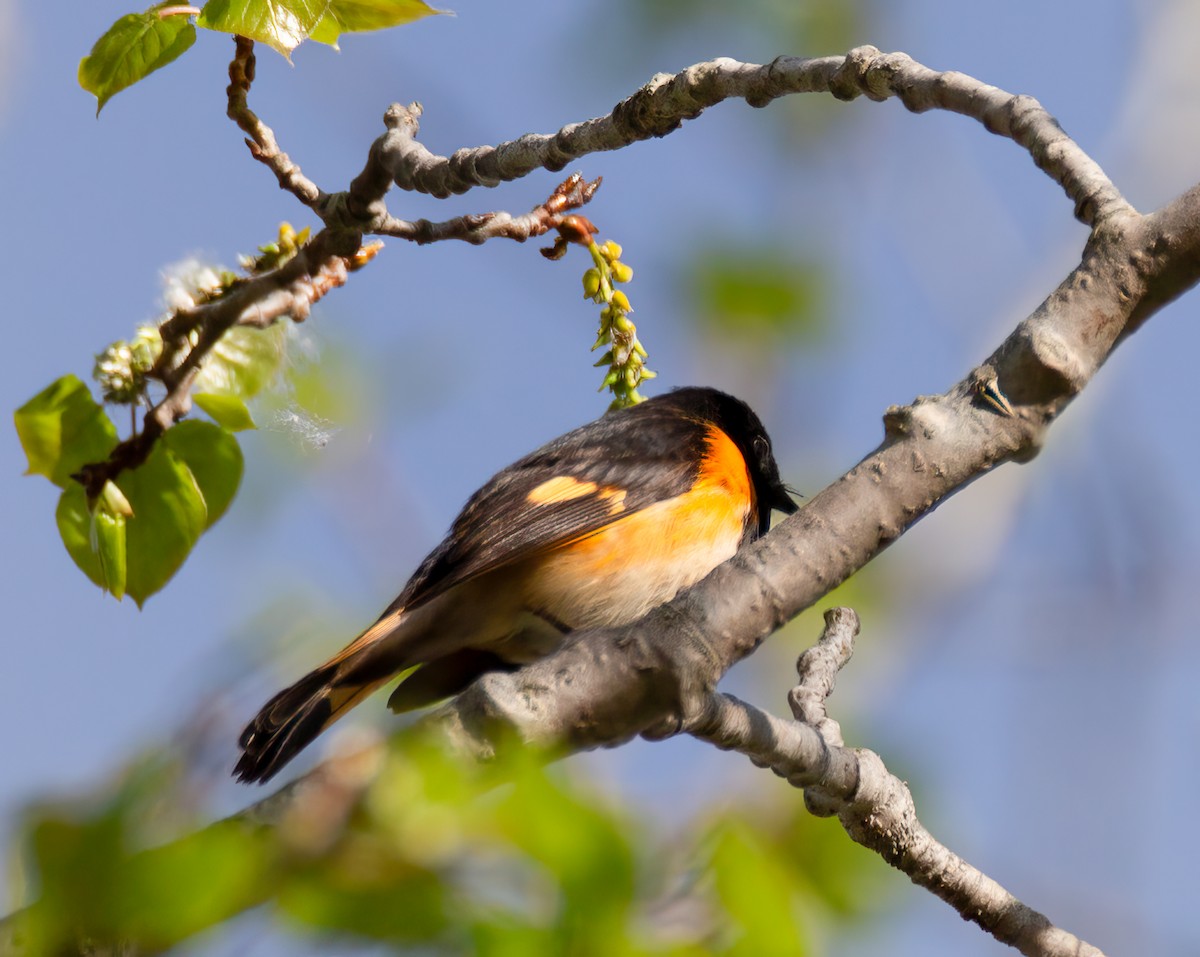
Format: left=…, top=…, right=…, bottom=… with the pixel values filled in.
left=233, top=610, right=404, bottom=785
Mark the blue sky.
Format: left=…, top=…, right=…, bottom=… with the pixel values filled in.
left=3, top=1, right=1199, bottom=953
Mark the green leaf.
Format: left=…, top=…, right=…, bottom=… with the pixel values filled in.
left=498, top=771, right=634, bottom=909
left=490, top=759, right=636, bottom=952
left=193, top=324, right=287, bottom=399
left=79, top=4, right=197, bottom=115
left=28, top=813, right=126, bottom=943
left=91, top=509, right=129, bottom=600
left=310, top=0, right=441, bottom=47
left=198, top=0, right=331, bottom=57
left=118, top=442, right=209, bottom=606
left=280, top=870, right=448, bottom=941
left=56, top=484, right=107, bottom=591
left=162, top=420, right=244, bottom=528
left=54, top=429, right=231, bottom=602
left=193, top=392, right=257, bottom=431
left=710, top=821, right=809, bottom=957
left=15, top=376, right=118, bottom=488
left=120, top=823, right=273, bottom=940
left=19, top=759, right=274, bottom=950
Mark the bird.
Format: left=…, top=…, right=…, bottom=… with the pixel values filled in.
left=234, top=386, right=796, bottom=783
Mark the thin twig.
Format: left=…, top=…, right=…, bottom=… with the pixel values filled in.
left=374, top=171, right=602, bottom=244
left=226, top=37, right=324, bottom=208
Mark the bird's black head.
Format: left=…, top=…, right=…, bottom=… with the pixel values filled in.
left=658, top=386, right=798, bottom=537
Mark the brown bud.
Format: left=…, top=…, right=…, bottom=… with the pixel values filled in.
left=557, top=216, right=599, bottom=246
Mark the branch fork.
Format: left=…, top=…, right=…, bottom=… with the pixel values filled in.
left=684, top=609, right=1106, bottom=957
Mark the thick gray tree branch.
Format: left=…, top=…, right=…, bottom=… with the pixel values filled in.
left=686, top=608, right=1105, bottom=957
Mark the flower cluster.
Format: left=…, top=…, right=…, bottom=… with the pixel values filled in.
left=93, top=325, right=163, bottom=404
left=91, top=224, right=309, bottom=407
left=582, top=239, right=655, bottom=409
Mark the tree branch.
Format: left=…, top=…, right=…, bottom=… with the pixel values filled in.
left=374, top=168, right=603, bottom=245
left=226, top=36, right=324, bottom=209
left=685, top=609, right=1106, bottom=957
left=347, top=46, right=1129, bottom=228
left=228, top=43, right=1128, bottom=238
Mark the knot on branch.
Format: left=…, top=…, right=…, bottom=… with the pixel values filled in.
left=881, top=395, right=959, bottom=445
left=612, top=73, right=688, bottom=139
left=226, top=35, right=255, bottom=101
left=829, top=45, right=898, bottom=102
left=384, top=101, right=423, bottom=134
left=1000, top=314, right=1092, bottom=408
left=448, top=143, right=503, bottom=188
left=320, top=191, right=382, bottom=230
left=991, top=92, right=1049, bottom=141
left=614, top=58, right=743, bottom=139
left=376, top=112, right=448, bottom=195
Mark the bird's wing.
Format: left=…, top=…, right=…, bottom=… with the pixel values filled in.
left=383, top=400, right=722, bottom=617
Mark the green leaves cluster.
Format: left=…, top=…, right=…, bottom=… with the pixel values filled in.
left=13, top=738, right=879, bottom=953
left=15, top=378, right=244, bottom=607
left=80, top=0, right=442, bottom=113
left=13, top=231, right=306, bottom=605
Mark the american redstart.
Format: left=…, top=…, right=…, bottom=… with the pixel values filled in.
left=235, top=386, right=796, bottom=783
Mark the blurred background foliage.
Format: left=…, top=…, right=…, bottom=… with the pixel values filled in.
left=11, top=733, right=886, bottom=953
left=686, top=246, right=827, bottom=348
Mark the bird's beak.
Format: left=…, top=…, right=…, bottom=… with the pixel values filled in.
left=774, top=484, right=801, bottom=514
